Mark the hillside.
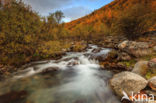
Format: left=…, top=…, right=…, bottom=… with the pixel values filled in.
left=66, top=0, right=156, bottom=35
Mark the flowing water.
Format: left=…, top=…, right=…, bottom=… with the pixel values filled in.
left=0, top=45, right=120, bottom=103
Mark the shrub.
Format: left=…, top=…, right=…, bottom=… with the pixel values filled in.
left=72, top=42, right=86, bottom=52
left=114, top=4, right=151, bottom=40
left=37, top=41, right=62, bottom=58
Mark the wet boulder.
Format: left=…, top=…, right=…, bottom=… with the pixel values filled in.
left=67, top=61, right=79, bottom=66
left=118, top=41, right=151, bottom=57
left=148, top=76, right=156, bottom=91
left=110, top=72, right=148, bottom=97
left=90, top=49, right=113, bottom=61
left=94, top=50, right=118, bottom=62
left=41, top=67, right=59, bottom=74
left=132, top=61, right=149, bottom=76
left=92, top=54, right=107, bottom=61
left=92, top=48, right=102, bottom=53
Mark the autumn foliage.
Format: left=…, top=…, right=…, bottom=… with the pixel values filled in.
left=66, top=0, right=156, bottom=40
left=0, top=0, right=156, bottom=66
left=0, top=0, right=71, bottom=66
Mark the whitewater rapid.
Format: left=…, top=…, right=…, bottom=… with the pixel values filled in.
left=0, top=44, right=120, bottom=103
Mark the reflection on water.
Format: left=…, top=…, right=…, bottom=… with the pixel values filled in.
left=0, top=45, right=120, bottom=103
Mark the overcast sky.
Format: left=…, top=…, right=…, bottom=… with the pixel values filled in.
left=23, top=0, right=113, bottom=22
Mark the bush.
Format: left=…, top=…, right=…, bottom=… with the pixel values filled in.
left=36, top=40, right=71, bottom=58
left=37, top=41, right=62, bottom=57
left=114, top=4, right=151, bottom=40
left=0, top=1, right=71, bottom=66
left=72, top=42, right=86, bottom=52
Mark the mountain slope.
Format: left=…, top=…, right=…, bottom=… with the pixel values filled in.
left=66, top=0, right=156, bottom=32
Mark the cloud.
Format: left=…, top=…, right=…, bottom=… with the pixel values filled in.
left=63, top=6, right=92, bottom=21
left=22, top=0, right=97, bottom=21
left=23, top=0, right=73, bottom=14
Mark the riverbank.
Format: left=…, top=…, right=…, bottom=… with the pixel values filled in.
left=1, top=33, right=156, bottom=78
left=90, top=33, right=156, bottom=102
left=0, top=44, right=121, bottom=103
left=0, top=32, right=156, bottom=102
left=0, top=41, right=87, bottom=80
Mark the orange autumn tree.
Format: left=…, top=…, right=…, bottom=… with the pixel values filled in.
left=66, top=0, right=156, bottom=40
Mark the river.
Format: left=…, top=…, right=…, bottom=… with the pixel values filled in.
left=0, top=44, right=120, bottom=103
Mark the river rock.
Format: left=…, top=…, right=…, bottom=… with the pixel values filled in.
left=110, top=72, right=148, bottom=97
left=92, top=48, right=102, bottom=53
left=62, top=48, right=67, bottom=52
left=117, top=52, right=131, bottom=61
left=91, top=49, right=117, bottom=62
left=100, top=62, right=129, bottom=72
left=144, top=90, right=156, bottom=103
left=41, top=67, right=59, bottom=74
left=132, top=61, right=149, bottom=76
left=148, top=58, right=156, bottom=68
left=93, top=54, right=107, bottom=61
left=145, top=90, right=156, bottom=97
left=153, top=46, right=156, bottom=52
left=67, top=61, right=79, bottom=66
left=118, top=41, right=129, bottom=49
left=101, top=50, right=118, bottom=61
left=90, top=54, right=101, bottom=61
left=148, top=76, right=156, bottom=91
left=0, top=64, right=3, bottom=68
left=118, top=41, right=151, bottom=57
left=0, top=91, right=27, bottom=103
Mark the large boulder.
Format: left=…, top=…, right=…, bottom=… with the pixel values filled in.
left=118, top=41, right=151, bottom=57
left=132, top=61, right=149, bottom=76
left=110, top=72, right=148, bottom=97
left=148, top=76, right=156, bottom=91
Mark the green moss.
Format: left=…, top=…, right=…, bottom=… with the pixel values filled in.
left=119, top=59, right=137, bottom=68
left=146, top=72, right=152, bottom=79
left=145, top=66, right=156, bottom=79
left=145, top=70, right=156, bottom=79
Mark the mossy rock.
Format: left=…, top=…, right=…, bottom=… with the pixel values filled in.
left=105, top=50, right=118, bottom=61
left=118, top=59, right=136, bottom=68
left=145, top=69, right=156, bottom=79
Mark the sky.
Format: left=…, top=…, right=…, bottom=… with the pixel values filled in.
left=23, top=0, right=113, bottom=22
